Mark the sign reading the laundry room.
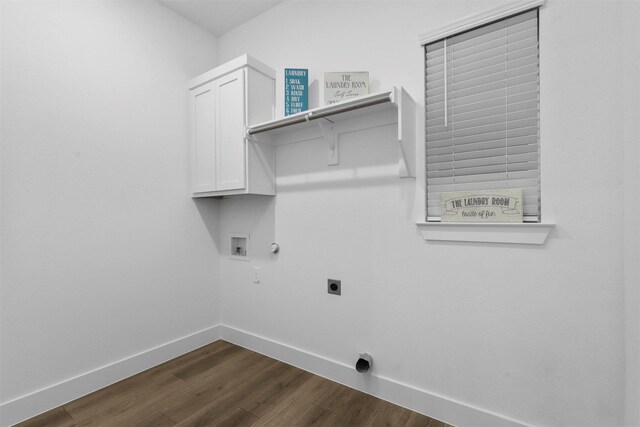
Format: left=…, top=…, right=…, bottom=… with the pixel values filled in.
left=284, top=68, right=308, bottom=116
left=324, top=72, right=369, bottom=105
left=441, top=189, right=523, bottom=222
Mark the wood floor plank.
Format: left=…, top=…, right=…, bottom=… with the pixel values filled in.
left=281, top=374, right=341, bottom=409
left=93, top=379, right=189, bottom=426
left=149, top=340, right=235, bottom=378
left=18, top=341, right=453, bottom=427
left=254, top=398, right=336, bottom=427
left=216, top=407, right=260, bottom=427
left=358, top=397, right=412, bottom=427
left=250, top=375, right=329, bottom=426
left=103, top=354, right=270, bottom=427
left=282, top=403, right=337, bottom=427
left=239, top=364, right=314, bottom=417
left=123, top=411, right=177, bottom=427
left=337, top=389, right=381, bottom=425
left=172, top=358, right=294, bottom=425
left=161, top=350, right=278, bottom=422
left=69, top=375, right=187, bottom=426
left=311, top=377, right=368, bottom=416
left=64, top=341, right=231, bottom=421
left=171, top=343, right=243, bottom=381
left=15, top=407, right=75, bottom=427
left=64, top=375, right=182, bottom=425
left=405, top=411, right=448, bottom=427
left=177, top=406, right=259, bottom=427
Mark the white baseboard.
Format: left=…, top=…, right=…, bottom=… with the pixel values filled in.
left=0, top=324, right=221, bottom=427
left=220, top=325, right=528, bottom=427
left=1, top=324, right=528, bottom=427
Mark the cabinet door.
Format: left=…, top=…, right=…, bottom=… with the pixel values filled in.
left=191, top=82, right=216, bottom=193
left=214, top=69, right=246, bottom=191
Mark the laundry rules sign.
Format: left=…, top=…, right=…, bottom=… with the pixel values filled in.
left=440, top=189, right=523, bottom=222
left=284, top=68, right=308, bottom=116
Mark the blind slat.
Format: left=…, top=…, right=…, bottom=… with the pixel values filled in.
left=448, top=73, right=538, bottom=101
left=445, top=56, right=538, bottom=88
left=446, top=39, right=538, bottom=71
left=427, top=107, right=538, bottom=133
left=427, top=152, right=539, bottom=173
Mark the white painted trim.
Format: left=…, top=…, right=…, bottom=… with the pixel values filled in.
left=623, top=3, right=640, bottom=422
left=189, top=54, right=276, bottom=90
left=416, top=222, right=554, bottom=245
left=419, top=0, right=545, bottom=46
left=0, top=325, right=222, bottom=427
left=220, top=325, right=528, bottom=427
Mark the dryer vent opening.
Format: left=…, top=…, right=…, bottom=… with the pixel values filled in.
left=355, top=353, right=372, bottom=373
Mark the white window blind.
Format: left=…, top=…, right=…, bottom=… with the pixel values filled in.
left=425, top=9, right=540, bottom=222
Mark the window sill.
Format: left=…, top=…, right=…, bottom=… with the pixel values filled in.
left=416, top=222, right=555, bottom=245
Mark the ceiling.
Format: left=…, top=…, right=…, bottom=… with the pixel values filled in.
left=158, top=0, right=284, bottom=37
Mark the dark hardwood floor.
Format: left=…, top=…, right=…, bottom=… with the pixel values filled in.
left=16, top=341, right=451, bottom=427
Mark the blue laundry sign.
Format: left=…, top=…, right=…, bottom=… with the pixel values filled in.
left=284, top=68, right=308, bottom=116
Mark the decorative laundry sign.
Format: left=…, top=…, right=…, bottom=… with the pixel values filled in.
left=441, top=189, right=523, bottom=222
left=324, top=72, right=369, bottom=105
left=284, top=68, right=308, bottom=116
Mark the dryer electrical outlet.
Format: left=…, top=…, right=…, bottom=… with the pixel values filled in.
left=327, top=279, right=341, bottom=295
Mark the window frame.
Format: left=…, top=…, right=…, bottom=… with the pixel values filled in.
left=421, top=0, right=544, bottom=224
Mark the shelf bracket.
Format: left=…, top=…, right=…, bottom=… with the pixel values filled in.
left=245, top=126, right=255, bottom=141
left=317, top=119, right=338, bottom=166
left=394, top=87, right=416, bottom=178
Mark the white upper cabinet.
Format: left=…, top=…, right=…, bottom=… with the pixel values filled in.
left=214, top=69, right=246, bottom=191
left=192, top=82, right=216, bottom=194
left=189, top=55, right=276, bottom=197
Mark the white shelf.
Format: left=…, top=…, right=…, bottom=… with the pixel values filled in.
left=247, top=87, right=416, bottom=178
left=416, top=222, right=555, bottom=245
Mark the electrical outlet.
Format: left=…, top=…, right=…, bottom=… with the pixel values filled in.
left=252, top=266, right=261, bottom=284
left=327, top=279, right=341, bottom=295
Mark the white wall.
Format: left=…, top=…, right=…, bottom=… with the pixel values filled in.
left=217, top=1, right=637, bottom=426
left=0, top=0, right=220, bottom=414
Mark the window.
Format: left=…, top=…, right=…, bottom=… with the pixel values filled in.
left=424, top=8, right=540, bottom=222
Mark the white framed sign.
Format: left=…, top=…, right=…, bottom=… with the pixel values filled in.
left=441, top=189, right=523, bottom=222
left=324, top=72, right=369, bottom=105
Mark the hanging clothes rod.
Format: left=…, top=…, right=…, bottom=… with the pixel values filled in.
left=247, top=91, right=393, bottom=136
left=247, top=114, right=308, bottom=135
